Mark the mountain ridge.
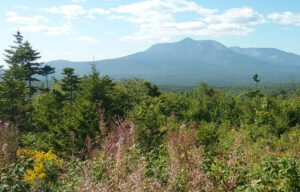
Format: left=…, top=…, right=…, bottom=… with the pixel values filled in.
left=46, top=38, right=300, bottom=85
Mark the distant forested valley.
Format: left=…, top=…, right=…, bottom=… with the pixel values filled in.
left=1, top=32, right=299, bottom=192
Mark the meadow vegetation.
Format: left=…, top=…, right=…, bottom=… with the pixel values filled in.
left=0, top=32, right=299, bottom=192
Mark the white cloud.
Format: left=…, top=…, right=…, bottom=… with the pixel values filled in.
left=5, top=7, right=99, bottom=45
left=111, top=0, right=216, bottom=16
left=43, top=5, right=86, bottom=19
left=71, top=35, right=99, bottom=44
left=6, top=11, right=73, bottom=36
left=6, top=11, right=48, bottom=24
left=268, top=12, right=300, bottom=26
left=86, top=8, right=110, bottom=19
left=72, top=0, right=87, bottom=2
left=15, top=5, right=29, bottom=10
left=204, top=7, right=265, bottom=25
left=43, top=4, right=110, bottom=19
left=19, top=22, right=98, bottom=44
left=20, top=23, right=73, bottom=35
left=110, top=0, right=264, bottom=42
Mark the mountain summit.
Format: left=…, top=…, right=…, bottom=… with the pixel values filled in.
left=46, top=38, right=300, bottom=85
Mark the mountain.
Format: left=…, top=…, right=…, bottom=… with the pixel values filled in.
left=46, top=38, right=300, bottom=86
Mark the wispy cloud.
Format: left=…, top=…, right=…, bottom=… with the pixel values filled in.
left=6, top=0, right=300, bottom=45
left=42, top=5, right=86, bottom=19
left=20, top=23, right=73, bottom=35
left=86, top=8, right=110, bottom=19
left=72, top=0, right=87, bottom=2
left=5, top=7, right=98, bottom=44
left=268, top=12, right=300, bottom=26
left=110, top=0, right=265, bottom=42
left=71, top=35, right=99, bottom=44
left=6, top=11, right=73, bottom=36
left=204, top=7, right=265, bottom=25
left=14, top=5, right=29, bottom=10
left=42, top=4, right=109, bottom=19
left=6, top=11, right=48, bottom=25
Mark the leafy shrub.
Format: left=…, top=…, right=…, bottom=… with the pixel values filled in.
left=239, top=156, right=300, bottom=192
left=171, top=168, right=188, bottom=192
left=132, top=100, right=166, bottom=152
left=0, top=121, right=19, bottom=167
left=257, top=156, right=300, bottom=191
left=0, top=158, right=32, bottom=192
left=145, top=145, right=169, bottom=185
left=196, top=121, right=218, bottom=147
left=21, top=132, right=55, bottom=152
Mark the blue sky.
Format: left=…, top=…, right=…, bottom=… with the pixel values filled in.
left=1, top=0, right=300, bottom=64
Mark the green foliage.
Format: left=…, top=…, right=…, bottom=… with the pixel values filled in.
left=243, top=156, right=300, bottom=192
left=62, top=158, right=84, bottom=189
left=132, top=100, right=166, bottom=152
left=3, top=31, right=24, bottom=66
left=0, top=158, right=32, bottom=192
left=196, top=121, right=218, bottom=146
left=79, top=66, right=115, bottom=116
left=0, top=65, right=28, bottom=121
left=21, top=132, right=55, bottom=152
left=39, top=65, right=55, bottom=91
left=145, top=145, right=169, bottom=185
left=20, top=41, right=43, bottom=98
left=144, top=81, right=161, bottom=97
left=286, top=99, right=300, bottom=127
left=171, top=168, right=188, bottom=192
left=61, top=67, right=80, bottom=104
left=91, top=156, right=107, bottom=182
left=253, top=73, right=260, bottom=84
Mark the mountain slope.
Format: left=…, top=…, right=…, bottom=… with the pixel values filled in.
left=46, top=38, right=300, bottom=85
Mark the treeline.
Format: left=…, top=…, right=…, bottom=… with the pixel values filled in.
left=0, top=32, right=299, bottom=192
left=160, top=82, right=300, bottom=95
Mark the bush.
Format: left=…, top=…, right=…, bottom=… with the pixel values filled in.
left=0, top=121, right=19, bottom=168
left=240, top=156, right=300, bottom=192
left=196, top=121, right=218, bottom=147
left=0, top=158, right=32, bottom=192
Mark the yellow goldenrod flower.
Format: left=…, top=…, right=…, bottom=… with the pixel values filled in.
left=38, top=173, right=46, bottom=179
left=17, top=149, right=60, bottom=185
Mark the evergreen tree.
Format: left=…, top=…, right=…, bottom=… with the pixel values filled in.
left=3, top=31, right=24, bottom=66
left=0, top=65, right=27, bottom=121
left=40, top=65, right=55, bottom=91
left=21, top=41, right=43, bottom=98
left=3, top=31, right=43, bottom=98
left=1, top=31, right=29, bottom=122
left=253, top=73, right=260, bottom=88
left=80, top=64, right=114, bottom=103
left=144, top=81, right=161, bottom=97
left=61, top=67, right=80, bottom=104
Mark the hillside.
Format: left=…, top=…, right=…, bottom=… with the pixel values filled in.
left=47, top=38, right=300, bottom=85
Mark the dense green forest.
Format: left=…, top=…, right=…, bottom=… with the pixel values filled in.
left=160, top=82, right=300, bottom=95
left=0, top=32, right=299, bottom=192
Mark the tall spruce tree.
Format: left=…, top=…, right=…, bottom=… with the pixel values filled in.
left=21, top=41, right=43, bottom=98
left=4, top=31, right=24, bottom=66
left=40, top=65, right=55, bottom=91
left=1, top=31, right=28, bottom=121
left=61, top=67, right=80, bottom=104
left=0, top=65, right=27, bottom=121
left=4, top=31, right=43, bottom=98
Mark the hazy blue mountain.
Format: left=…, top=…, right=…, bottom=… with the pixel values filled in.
left=230, top=47, right=300, bottom=67
left=46, top=38, right=300, bottom=86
